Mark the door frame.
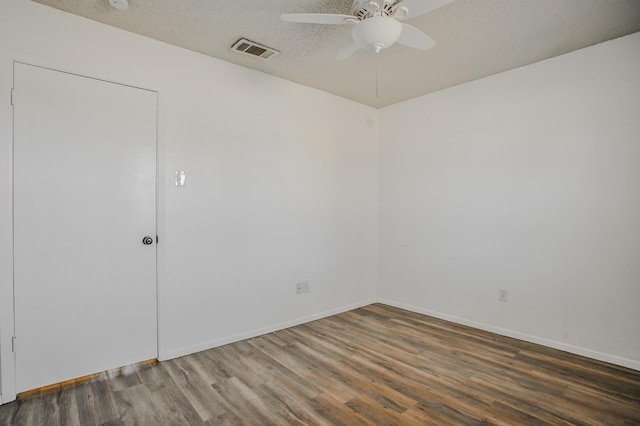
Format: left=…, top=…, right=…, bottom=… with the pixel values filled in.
left=0, top=50, right=168, bottom=404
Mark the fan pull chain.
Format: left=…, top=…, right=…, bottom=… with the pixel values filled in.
left=375, top=57, right=379, bottom=98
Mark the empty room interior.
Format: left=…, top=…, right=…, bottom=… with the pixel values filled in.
left=1, top=0, right=639, bottom=424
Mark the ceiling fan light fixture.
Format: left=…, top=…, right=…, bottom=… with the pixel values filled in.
left=351, top=16, right=402, bottom=53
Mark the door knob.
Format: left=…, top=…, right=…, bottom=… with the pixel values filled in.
left=142, top=236, right=154, bottom=245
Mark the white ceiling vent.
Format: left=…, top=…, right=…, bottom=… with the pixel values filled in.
left=231, top=38, right=279, bottom=60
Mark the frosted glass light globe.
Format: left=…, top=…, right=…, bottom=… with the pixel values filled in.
left=352, top=16, right=402, bottom=53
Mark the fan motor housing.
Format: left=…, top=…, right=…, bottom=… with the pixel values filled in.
left=351, top=0, right=398, bottom=20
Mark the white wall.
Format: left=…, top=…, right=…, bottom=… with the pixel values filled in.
left=0, top=0, right=378, bottom=400
left=379, top=32, right=640, bottom=369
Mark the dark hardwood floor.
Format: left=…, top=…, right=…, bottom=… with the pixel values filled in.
left=1, top=303, right=639, bottom=425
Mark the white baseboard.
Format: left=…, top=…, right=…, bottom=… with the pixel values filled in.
left=377, top=298, right=640, bottom=371
left=164, top=298, right=377, bottom=360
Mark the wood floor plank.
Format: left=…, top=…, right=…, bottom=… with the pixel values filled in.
left=56, top=385, right=81, bottom=426
left=146, top=386, right=193, bottom=426
left=211, top=376, right=281, bottom=425
left=252, top=383, right=325, bottom=426
left=163, top=358, right=227, bottom=422
left=2, top=303, right=640, bottom=425
left=112, top=383, right=164, bottom=425
left=308, top=393, right=372, bottom=426
left=248, top=334, right=359, bottom=403
left=344, top=394, right=408, bottom=425
left=210, top=344, right=266, bottom=389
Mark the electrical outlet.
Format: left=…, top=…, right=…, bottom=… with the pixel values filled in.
left=296, top=280, right=310, bottom=294
left=498, top=288, right=508, bottom=302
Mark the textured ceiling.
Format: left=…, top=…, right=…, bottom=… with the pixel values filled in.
left=31, top=0, right=640, bottom=107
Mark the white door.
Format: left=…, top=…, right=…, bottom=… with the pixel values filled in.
left=13, top=63, right=158, bottom=393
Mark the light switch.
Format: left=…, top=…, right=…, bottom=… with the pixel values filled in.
left=175, top=170, right=186, bottom=187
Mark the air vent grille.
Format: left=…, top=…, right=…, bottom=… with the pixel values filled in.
left=231, top=38, right=279, bottom=60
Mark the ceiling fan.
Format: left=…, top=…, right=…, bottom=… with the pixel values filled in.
left=282, top=0, right=454, bottom=60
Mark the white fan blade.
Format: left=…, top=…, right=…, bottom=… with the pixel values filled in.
left=392, top=0, right=454, bottom=20
left=281, top=13, right=357, bottom=25
left=397, top=24, right=435, bottom=51
left=336, top=38, right=360, bottom=60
